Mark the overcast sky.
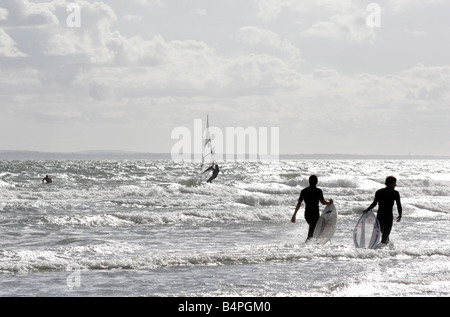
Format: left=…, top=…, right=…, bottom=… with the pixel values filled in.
left=1, top=0, right=450, bottom=156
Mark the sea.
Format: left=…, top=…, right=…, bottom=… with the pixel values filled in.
left=0, top=158, right=449, bottom=298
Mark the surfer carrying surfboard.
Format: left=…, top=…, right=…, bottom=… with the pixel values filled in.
left=364, top=176, right=402, bottom=245
left=291, top=175, right=334, bottom=241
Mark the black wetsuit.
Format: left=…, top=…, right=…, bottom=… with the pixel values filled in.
left=207, top=166, right=219, bottom=183
left=366, top=186, right=402, bottom=243
left=298, top=186, right=324, bottom=240
left=42, top=176, right=52, bottom=184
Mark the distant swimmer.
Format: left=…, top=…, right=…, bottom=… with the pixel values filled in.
left=207, top=164, right=220, bottom=183
left=364, top=176, right=402, bottom=245
left=42, top=175, right=52, bottom=184
left=291, top=175, right=333, bottom=241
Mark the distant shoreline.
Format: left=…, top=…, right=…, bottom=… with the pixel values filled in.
left=1, top=150, right=449, bottom=160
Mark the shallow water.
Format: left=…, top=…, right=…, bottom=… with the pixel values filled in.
left=0, top=159, right=449, bottom=296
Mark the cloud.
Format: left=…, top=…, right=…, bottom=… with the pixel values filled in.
left=252, top=0, right=359, bottom=22
left=122, top=14, right=143, bottom=23
left=401, top=64, right=450, bottom=102
left=45, top=1, right=120, bottom=64
left=0, top=7, right=8, bottom=20
left=0, top=0, right=59, bottom=28
left=131, top=0, right=164, bottom=8
left=251, top=1, right=377, bottom=44
left=0, top=0, right=118, bottom=63
left=301, top=13, right=375, bottom=43
left=1, top=0, right=450, bottom=155
left=234, top=26, right=302, bottom=62
left=0, top=28, right=27, bottom=57
left=383, top=0, right=449, bottom=12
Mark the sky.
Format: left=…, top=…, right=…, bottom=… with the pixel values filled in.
left=1, top=0, right=450, bottom=156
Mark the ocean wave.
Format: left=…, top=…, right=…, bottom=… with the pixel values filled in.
left=2, top=242, right=449, bottom=274
left=39, top=214, right=136, bottom=227
left=396, top=177, right=450, bottom=197
left=321, top=176, right=361, bottom=189
left=407, top=201, right=450, bottom=217
left=177, top=178, right=201, bottom=187
left=113, top=208, right=290, bottom=225
left=2, top=160, right=449, bottom=216
left=234, top=194, right=287, bottom=207
left=279, top=173, right=302, bottom=179
left=0, top=172, right=16, bottom=191
left=19, top=206, right=291, bottom=228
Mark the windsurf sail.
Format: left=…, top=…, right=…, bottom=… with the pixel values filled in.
left=201, top=114, right=215, bottom=182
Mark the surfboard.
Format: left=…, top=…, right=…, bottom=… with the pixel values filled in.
left=313, top=203, right=337, bottom=244
left=353, top=210, right=381, bottom=249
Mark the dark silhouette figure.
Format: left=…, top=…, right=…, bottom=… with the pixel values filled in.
left=42, top=175, right=52, bottom=184
left=364, top=176, right=402, bottom=244
left=207, top=164, right=220, bottom=183
left=291, top=175, right=333, bottom=241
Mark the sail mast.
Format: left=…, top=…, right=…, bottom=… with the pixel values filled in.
left=201, top=114, right=214, bottom=181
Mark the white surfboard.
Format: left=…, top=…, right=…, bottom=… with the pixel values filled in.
left=353, top=210, right=381, bottom=249
left=313, top=203, right=337, bottom=245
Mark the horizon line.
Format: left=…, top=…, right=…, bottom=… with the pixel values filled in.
left=1, top=150, right=449, bottom=160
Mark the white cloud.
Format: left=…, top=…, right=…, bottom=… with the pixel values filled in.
left=383, top=0, right=449, bottom=12
left=234, top=26, right=302, bottom=62
left=1, top=0, right=450, bottom=155
left=0, top=0, right=59, bottom=28
left=122, top=14, right=143, bottom=23
left=44, top=1, right=119, bottom=63
left=131, top=0, right=164, bottom=8
left=252, top=0, right=359, bottom=21
left=301, top=13, right=375, bottom=43
left=0, top=29, right=26, bottom=57
left=0, top=7, right=8, bottom=20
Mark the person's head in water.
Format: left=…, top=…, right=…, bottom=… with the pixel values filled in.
left=309, top=175, right=318, bottom=187
left=385, top=176, right=397, bottom=188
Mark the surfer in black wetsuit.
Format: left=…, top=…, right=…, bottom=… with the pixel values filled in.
left=364, top=176, right=402, bottom=244
left=42, top=175, right=52, bottom=184
left=207, top=164, right=220, bottom=183
left=291, top=175, right=333, bottom=241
